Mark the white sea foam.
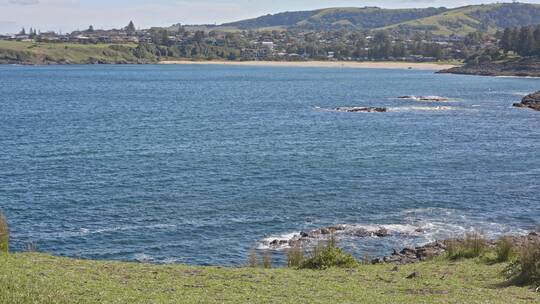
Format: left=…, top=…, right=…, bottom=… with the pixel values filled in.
left=134, top=253, right=154, bottom=263
left=396, top=96, right=452, bottom=103
left=258, top=209, right=529, bottom=251
left=389, top=106, right=457, bottom=112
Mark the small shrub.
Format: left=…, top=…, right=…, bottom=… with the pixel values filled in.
left=504, top=240, right=540, bottom=286
left=247, top=247, right=258, bottom=268
left=26, top=242, right=39, bottom=253
left=446, top=232, right=487, bottom=260
left=0, top=212, right=8, bottom=254
left=262, top=250, right=272, bottom=269
left=299, top=235, right=360, bottom=270
left=494, top=237, right=515, bottom=263
left=287, top=244, right=305, bottom=268
left=362, top=253, right=372, bottom=265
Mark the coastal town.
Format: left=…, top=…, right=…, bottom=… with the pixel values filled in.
left=0, top=21, right=487, bottom=62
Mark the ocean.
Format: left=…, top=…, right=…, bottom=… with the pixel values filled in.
left=1, top=64, right=539, bottom=265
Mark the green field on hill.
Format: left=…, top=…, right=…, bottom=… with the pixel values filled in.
left=0, top=41, right=143, bottom=64
left=0, top=253, right=537, bottom=304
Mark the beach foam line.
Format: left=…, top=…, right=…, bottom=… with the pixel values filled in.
left=388, top=106, right=458, bottom=112
left=159, top=60, right=457, bottom=71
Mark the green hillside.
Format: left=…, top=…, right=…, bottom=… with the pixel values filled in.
left=0, top=41, right=149, bottom=64
left=222, top=7, right=448, bottom=30
left=388, top=3, right=540, bottom=36
left=1, top=253, right=537, bottom=304
left=221, top=3, right=540, bottom=36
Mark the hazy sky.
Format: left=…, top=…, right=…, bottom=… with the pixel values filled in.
left=2, top=0, right=540, bottom=34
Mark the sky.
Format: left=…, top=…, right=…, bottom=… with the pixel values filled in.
left=2, top=0, right=540, bottom=34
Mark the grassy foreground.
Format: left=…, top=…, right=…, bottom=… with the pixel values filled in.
left=0, top=253, right=537, bottom=304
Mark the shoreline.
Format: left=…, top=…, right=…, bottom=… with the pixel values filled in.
left=159, top=60, right=458, bottom=71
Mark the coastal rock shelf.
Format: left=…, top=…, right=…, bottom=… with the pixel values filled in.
left=335, top=107, right=387, bottom=113
left=513, top=91, right=540, bottom=111
left=264, top=225, right=401, bottom=249
left=374, top=232, right=540, bottom=265
left=437, top=60, right=540, bottom=77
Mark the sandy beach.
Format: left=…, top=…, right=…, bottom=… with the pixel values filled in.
left=159, top=60, right=458, bottom=70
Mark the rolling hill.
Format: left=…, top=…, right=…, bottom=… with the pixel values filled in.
left=221, top=2, right=540, bottom=36
left=222, top=7, right=448, bottom=30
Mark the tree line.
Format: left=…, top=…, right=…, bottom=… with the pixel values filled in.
left=500, top=25, right=540, bottom=57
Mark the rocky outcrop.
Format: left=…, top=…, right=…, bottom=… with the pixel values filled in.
left=373, top=232, right=540, bottom=265
left=437, top=60, right=540, bottom=77
left=372, top=241, right=447, bottom=265
left=265, top=225, right=393, bottom=249
left=335, top=107, right=387, bottom=113
left=513, top=91, right=540, bottom=111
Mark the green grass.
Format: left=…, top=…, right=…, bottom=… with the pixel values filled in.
left=0, top=41, right=143, bottom=64
left=0, top=253, right=537, bottom=303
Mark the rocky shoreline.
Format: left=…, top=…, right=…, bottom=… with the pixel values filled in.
left=375, top=232, right=540, bottom=265
left=263, top=224, right=540, bottom=265
left=437, top=60, right=540, bottom=77
left=514, top=91, right=540, bottom=111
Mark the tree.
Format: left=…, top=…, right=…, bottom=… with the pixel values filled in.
left=19, top=28, right=26, bottom=35
left=518, top=26, right=534, bottom=56
left=500, top=28, right=513, bottom=53
left=87, top=25, right=95, bottom=33
left=371, top=30, right=392, bottom=59
left=534, top=25, right=540, bottom=56
left=126, top=21, right=136, bottom=35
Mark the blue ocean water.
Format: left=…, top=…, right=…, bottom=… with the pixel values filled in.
left=0, top=64, right=539, bottom=265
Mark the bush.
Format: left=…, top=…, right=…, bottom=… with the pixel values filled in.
left=446, top=232, right=487, bottom=260
left=0, top=211, right=8, bottom=254
left=262, top=250, right=272, bottom=269
left=247, top=247, right=258, bottom=268
left=494, top=237, right=515, bottom=263
left=287, top=244, right=305, bottom=268
left=299, top=235, right=360, bottom=270
left=504, top=240, right=540, bottom=286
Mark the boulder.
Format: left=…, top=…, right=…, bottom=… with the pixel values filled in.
left=374, top=227, right=390, bottom=237
left=514, top=91, right=540, bottom=111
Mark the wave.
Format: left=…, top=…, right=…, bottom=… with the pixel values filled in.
left=388, top=106, right=458, bottom=112
left=134, top=253, right=154, bottom=263
left=51, top=224, right=177, bottom=239
left=315, top=105, right=459, bottom=113
left=395, top=96, right=452, bottom=102
left=258, top=208, right=529, bottom=251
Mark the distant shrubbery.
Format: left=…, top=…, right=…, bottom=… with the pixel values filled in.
left=443, top=231, right=540, bottom=287
left=296, top=235, right=360, bottom=270
left=0, top=211, right=8, bottom=254
left=446, top=232, right=487, bottom=260
left=504, top=240, right=540, bottom=286
left=247, top=248, right=273, bottom=269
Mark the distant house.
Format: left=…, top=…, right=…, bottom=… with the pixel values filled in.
left=14, top=34, right=30, bottom=41
left=261, top=41, right=274, bottom=52
left=38, top=31, right=61, bottom=42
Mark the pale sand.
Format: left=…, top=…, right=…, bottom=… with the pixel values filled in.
left=159, top=60, right=457, bottom=70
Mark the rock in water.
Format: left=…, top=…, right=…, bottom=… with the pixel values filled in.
left=514, top=91, right=540, bottom=111
left=335, top=107, right=387, bottom=113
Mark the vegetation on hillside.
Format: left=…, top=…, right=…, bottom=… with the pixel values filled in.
left=0, top=41, right=145, bottom=64
left=222, top=3, right=540, bottom=36
left=223, top=7, right=448, bottom=30
left=1, top=253, right=538, bottom=304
